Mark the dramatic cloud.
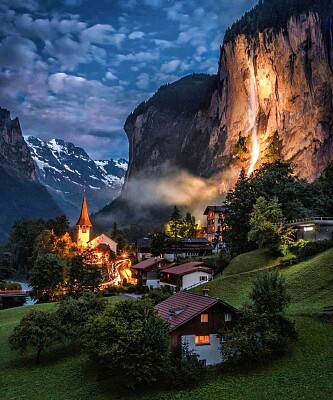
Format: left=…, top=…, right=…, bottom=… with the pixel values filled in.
left=0, top=0, right=257, bottom=160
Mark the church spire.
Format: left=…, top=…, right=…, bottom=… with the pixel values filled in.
left=76, top=190, right=92, bottom=247
left=76, top=193, right=92, bottom=227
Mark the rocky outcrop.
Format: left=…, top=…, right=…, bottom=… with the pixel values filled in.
left=0, top=107, right=36, bottom=180
left=124, top=11, right=333, bottom=185
left=0, top=108, right=63, bottom=239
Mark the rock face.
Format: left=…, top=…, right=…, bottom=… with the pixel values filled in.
left=0, top=108, right=36, bottom=180
left=125, top=11, right=333, bottom=185
left=124, top=74, right=218, bottom=180
left=0, top=108, right=63, bottom=239
left=26, top=136, right=127, bottom=223
left=214, top=11, right=333, bottom=181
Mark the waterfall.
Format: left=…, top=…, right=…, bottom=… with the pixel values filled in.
left=246, top=52, right=260, bottom=176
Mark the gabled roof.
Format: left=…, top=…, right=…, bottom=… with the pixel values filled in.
left=160, top=261, right=212, bottom=277
left=76, top=194, right=92, bottom=226
left=136, top=238, right=152, bottom=248
left=203, top=205, right=226, bottom=215
left=155, top=291, right=237, bottom=332
left=88, top=233, right=117, bottom=247
left=132, top=257, right=171, bottom=271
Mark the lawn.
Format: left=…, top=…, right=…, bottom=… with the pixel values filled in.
left=1, top=249, right=333, bottom=400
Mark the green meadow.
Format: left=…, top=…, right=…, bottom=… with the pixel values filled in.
left=1, top=249, right=333, bottom=400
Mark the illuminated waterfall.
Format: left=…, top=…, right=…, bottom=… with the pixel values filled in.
left=247, top=54, right=260, bottom=176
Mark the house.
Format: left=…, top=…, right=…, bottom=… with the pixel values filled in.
left=284, top=217, right=333, bottom=242
left=131, top=257, right=174, bottom=289
left=159, top=261, right=213, bottom=291
left=155, top=291, right=237, bottom=366
left=164, top=237, right=213, bottom=261
left=203, top=206, right=227, bottom=246
left=136, top=237, right=152, bottom=261
left=89, top=233, right=117, bottom=254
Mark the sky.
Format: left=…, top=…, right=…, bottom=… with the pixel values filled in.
left=0, top=0, right=257, bottom=160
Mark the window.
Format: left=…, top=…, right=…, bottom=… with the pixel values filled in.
left=199, top=275, right=208, bottom=282
left=195, top=335, right=210, bottom=345
left=200, top=314, right=208, bottom=323
left=219, top=336, right=225, bottom=344
left=224, top=313, right=232, bottom=322
left=200, top=359, right=207, bottom=367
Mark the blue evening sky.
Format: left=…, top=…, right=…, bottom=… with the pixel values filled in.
left=0, top=0, right=257, bottom=160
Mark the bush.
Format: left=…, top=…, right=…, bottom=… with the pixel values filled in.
left=167, top=341, right=203, bottom=388
left=222, top=271, right=297, bottom=363
left=83, top=299, right=170, bottom=389
left=56, top=292, right=106, bottom=348
left=291, top=240, right=333, bottom=259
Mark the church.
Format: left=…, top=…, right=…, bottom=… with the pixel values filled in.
left=76, top=193, right=117, bottom=259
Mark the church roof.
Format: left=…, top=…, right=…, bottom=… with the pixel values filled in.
left=76, top=194, right=92, bottom=226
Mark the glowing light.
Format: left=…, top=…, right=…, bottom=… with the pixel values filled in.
left=304, top=227, right=314, bottom=231
left=247, top=53, right=260, bottom=176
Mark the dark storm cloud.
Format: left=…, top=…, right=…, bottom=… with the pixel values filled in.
left=0, top=0, right=258, bottom=160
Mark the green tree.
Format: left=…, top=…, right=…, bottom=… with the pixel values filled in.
left=150, top=232, right=166, bottom=257
left=45, top=215, right=70, bottom=236
left=0, top=244, right=14, bottom=280
left=56, top=292, right=106, bottom=347
left=67, top=254, right=102, bottom=297
left=248, top=196, right=282, bottom=249
left=83, top=299, right=170, bottom=388
left=8, top=218, right=46, bottom=276
left=165, top=206, right=183, bottom=240
left=30, top=253, right=66, bottom=302
left=224, top=168, right=257, bottom=255
left=9, top=309, right=63, bottom=363
left=168, top=341, right=203, bottom=388
left=109, top=222, right=127, bottom=253
left=222, top=271, right=297, bottom=363
left=180, top=212, right=197, bottom=238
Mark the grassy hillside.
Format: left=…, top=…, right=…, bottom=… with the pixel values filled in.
left=198, top=248, right=333, bottom=314
left=1, top=249, right=333, bottom=400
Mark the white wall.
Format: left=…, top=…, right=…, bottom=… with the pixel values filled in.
left=182, top=334, right=223, bottom=366
left=146, top=279, right=160, bottom=289
left=182, top=271, right=212, bottom=290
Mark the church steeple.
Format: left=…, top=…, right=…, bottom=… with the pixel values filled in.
left=76, top=192, right=92, bottom=247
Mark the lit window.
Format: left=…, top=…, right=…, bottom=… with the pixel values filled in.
left=201, top=314, right=208, bottom=323
left=224, top=313, right=232, bottom=322
left=195, top=335, right=210, bottom=345
left=199, top=275, right=208, bottom=281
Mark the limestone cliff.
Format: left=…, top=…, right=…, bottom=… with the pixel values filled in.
left=0, top=107, right=63, bottom=239
left=125, top=11, right=333, bottom=185
left=215, top=11, right=333, bottom=181
left=0, top=107, right=36, bottom=180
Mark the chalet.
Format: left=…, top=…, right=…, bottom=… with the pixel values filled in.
left=136, top=237, right=152, bottom=261
left=164, top=237, right=213, bottom=261
left=203, top=206, right=227, bottom=247
left=284, top=217, right=333, bottom=242
left=155, top=291, right=237, bottom=366
left=159, top=261, right=213, bottom=291
left=131, top=257, right=174, bottom=289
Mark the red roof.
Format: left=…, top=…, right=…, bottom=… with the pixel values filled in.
left=132, top=257, right=171, bottom=271
left=76, top=194, right=92, bottom=226
left=160, top=261, right=212, bottom=277
left=155, top=291, right=236, bottom=332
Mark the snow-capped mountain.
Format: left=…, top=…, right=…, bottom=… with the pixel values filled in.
left=25, top=136, right=128, bottom=223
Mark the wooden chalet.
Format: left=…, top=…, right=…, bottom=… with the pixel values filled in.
left=131, top=257, right=174, bottom=289
left=155, top=291, right=237, bottom=366
left=159, top=261, right=213, bottom=291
